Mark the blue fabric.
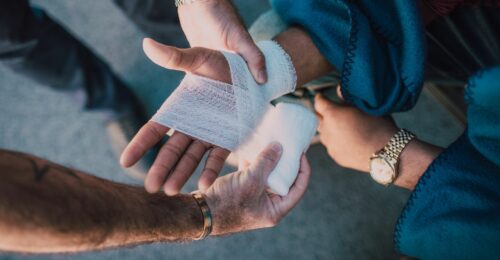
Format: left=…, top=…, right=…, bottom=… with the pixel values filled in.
left=270, top=0, right=426, bottom=115
left=270, top=1, right=500, bottom=256
left=395, top=67, right=500, bottom=259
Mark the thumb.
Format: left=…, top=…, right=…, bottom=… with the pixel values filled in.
left=143, top=38, right=231, bottom=83
left=314, top=93, right=339, bottom=116
left=248, top=142, right=283, bottom=183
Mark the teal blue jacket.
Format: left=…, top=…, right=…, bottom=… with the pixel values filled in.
left=395, top=67, right=500, bottom=259
left=270, top=0, right=500, bottom=258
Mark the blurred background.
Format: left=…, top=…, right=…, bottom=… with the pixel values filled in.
left=0, top=0, right=464, bottom=259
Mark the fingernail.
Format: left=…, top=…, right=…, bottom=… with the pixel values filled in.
left=271, top=142, right=282, bottom=153
left=257, top=69, right=267, bottom=84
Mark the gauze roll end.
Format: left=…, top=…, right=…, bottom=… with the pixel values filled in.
left=236, top=102, right=317, bottom=196
left=265, top=103, right=317, bottom=196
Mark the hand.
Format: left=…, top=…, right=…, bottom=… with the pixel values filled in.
left=178, top=0, right=267, bottom=83
left=314, top=91, right=398, bottom=172
left=121, top=38, right=232, bottom=195
left=203, top=143, right=311, bottom=235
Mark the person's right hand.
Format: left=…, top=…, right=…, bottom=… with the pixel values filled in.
left=314, top=93, right=398, bottom=172
left=203, top=142, right=311, bottom=235
left=121, top=38, right=232, bottom=195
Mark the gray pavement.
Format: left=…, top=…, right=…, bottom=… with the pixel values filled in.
left=0, top=0, right=464, bottom=259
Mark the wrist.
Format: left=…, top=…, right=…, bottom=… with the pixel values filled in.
left=394, top=139, right=443, bottom=190
left=358, top=124, right=398, bottom=172
left=191, top=193, right=213, bottom=240
left=203, top=189, right=223, bottom=236
left=274, top=27, right=334, bottom=87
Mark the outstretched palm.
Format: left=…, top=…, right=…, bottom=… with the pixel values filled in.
left=121, top=39, right=232, bottom=195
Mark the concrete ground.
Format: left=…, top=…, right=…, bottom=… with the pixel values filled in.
left=0, top=0, right=464, bottom=259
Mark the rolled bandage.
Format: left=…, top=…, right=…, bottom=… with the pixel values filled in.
left=152, top=40, right=317, bottom=195
left=235, top=102, right=317, bottom=195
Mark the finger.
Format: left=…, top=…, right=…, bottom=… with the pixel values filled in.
left=233, top=34, right=267, bottom=84
left=336, top=85, right=345, bottom=101
left=198, top=147, right=230, bottom=191
left=143, top=38, right=201, bottom=72
left=145, top=132, right=192, bottom=193
left=314, top=94, right=339, bottom=116
left=143, top=38, right=231, bottom=83
left=248, top=142, right=283, bottom=183
left=278, top=154, right=311, bottom=212
left=163, top=140, right=210, bottom=195
left=120, top=121, right=169, bottom=168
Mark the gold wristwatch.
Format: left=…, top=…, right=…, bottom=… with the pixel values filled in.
left=369, top=129, right=416, bottom=185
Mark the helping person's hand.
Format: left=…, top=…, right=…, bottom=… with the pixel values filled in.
left=121, top=38, right=232, bottom=195
left=204, top=143, right=311, bottom=235
left=314, top=91, right=398, bottom=172
left=178, top=0, right=267, bottom=83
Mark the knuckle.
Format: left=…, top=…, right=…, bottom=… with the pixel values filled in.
left=151, top=160, right=172, bottom=174
left=208, top=151, right=226, bottom=165
left=197, top=139, right=212, bottom=149
left=144, top=123, right=164, bottom=141
left=183, top=151, right=200, bottom=164
left=168, top=49, right=183, bottom=66
left=261, top=150, right=279, bottom=165
left=190, top=48, right=212, bottom=71
left=203, top=167, right=219, bottom=178
left=163, top=142, right=183, bottom=159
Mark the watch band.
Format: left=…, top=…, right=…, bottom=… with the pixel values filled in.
left=192, top=192, right=213, bottom=240
left=383, top=129, right=416, bottom=161
left=175, top=0, right=206, bottom=7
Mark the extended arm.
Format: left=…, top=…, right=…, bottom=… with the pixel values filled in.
left=0, top=144, right=310, bottom=254
left=0, top=150, right=203, bottom=253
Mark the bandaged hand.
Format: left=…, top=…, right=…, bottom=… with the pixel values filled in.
left=123, top=38, right=317, bottom=197
left=121, top=38, right=233, bottom=195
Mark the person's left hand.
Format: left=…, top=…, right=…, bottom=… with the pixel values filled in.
left=178, top=0, right=267, bottom=84
left=204, top=142, right=311, bottom=235
left=314, top=92, right=398, bottom=172
left=121, top=38, right=232, bottom=195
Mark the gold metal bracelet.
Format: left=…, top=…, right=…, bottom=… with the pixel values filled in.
left=192, top=193, right=213, bottom=240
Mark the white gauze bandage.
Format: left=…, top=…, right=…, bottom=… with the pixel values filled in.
left=152, top=40, right=317, bottom=196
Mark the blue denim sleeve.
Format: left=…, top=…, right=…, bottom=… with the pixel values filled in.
left=395, top=67, right=500, bottom=259
left=270, top=0, right=426, bottom=115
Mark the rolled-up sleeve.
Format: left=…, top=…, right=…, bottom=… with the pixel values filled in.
left=270, top=0, right=426, bottom=115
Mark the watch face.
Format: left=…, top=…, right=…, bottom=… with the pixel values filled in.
left=369, top=157, right=395, bottom=185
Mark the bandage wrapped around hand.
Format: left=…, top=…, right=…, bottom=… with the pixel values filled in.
left=152, top=41, right=317, bottom=195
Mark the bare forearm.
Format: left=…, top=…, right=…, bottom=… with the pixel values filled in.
left=395, top=139, right=443, bottom=190
left=274, top=27, right=334, bottom=87
left=0, top=150, right=203, bottom=253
